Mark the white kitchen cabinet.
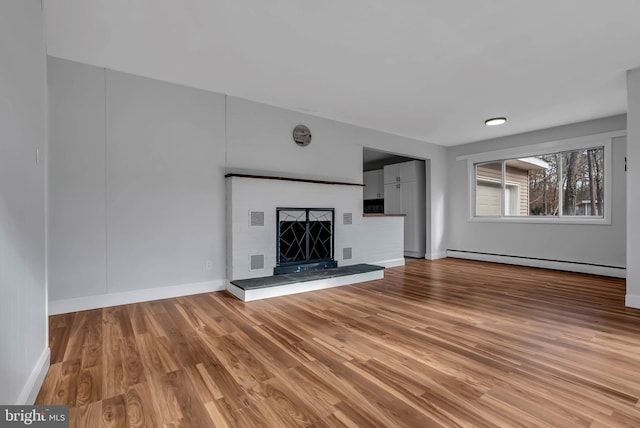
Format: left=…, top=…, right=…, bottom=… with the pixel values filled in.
left=384, top=183, right=402, bottom=213
left=363, top=169, right=384, bottom=200
left=384, top=161, right=425, bottom=258
left=383, top=161, right=417, bottom=184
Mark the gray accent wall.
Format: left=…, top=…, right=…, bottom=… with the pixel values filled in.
left=0, top=0, right=48, bottom=404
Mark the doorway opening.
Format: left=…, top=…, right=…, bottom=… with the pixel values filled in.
left=363, top=148, right=429, bottom=260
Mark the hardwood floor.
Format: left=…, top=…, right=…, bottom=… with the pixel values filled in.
left=36, top=258, right=640, bottom=427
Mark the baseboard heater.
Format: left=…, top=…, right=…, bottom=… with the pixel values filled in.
left=446, top=249, right=626, bottom=279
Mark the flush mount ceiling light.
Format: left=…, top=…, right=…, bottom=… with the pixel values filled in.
left=485, top=117, right=507, bottom=126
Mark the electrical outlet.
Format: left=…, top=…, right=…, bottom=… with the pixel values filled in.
left=205, top=260, right=213, bottom=271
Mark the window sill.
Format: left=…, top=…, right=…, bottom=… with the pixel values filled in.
left=468, top=216, right=610, bottom=225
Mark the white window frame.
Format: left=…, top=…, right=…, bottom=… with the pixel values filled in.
left=458, top=131, right=622, bottom=225
left=504, top=181, right=520, bottom=216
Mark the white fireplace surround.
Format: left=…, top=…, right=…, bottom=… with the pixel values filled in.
left=226, top=175, right=405, bottom=283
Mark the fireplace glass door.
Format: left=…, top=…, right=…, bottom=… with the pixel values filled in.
left=275, top=208, right=337, bottom=274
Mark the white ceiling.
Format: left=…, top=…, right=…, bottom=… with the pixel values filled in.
left=43, top=0, right=640, bottom=146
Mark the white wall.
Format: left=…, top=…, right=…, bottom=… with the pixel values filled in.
left=105, top=70, right=226, bottom=293
left=226, top=97, right=448, bottom=259
left=47, top=58, right=448, bottom=312
left=48, top=59, right=227, bottom=313
left=0, top=0, right=49, bottom=404
left=626, top=68, right=640, bottom=308
left=226, top=176, right=404, bottom=281
left=226, top=97, right=363, bottom=183
left=447, top=115, right=627, bottom=274
left=48, top=58, right=106, bottom=300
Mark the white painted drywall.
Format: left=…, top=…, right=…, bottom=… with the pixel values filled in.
left=226, top=97, right=362, bottom=183
left=48, top=58, right=107, bottom=300
left=626, top=68, right=640, bottom=308
left=226, top=176, right=404, bottom=281
left=0, top=0, right=49, bottom=404
left=47, top=60, right=227, bottom=309
left=47, top=59, right=448, bottom=310
left=226, top=97, right=448, bottom=259
left=105, top=70, right=227, bottom=292
left=447, top=116, right=627, bottom=270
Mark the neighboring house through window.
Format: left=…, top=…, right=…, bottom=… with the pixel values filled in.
left=475, top=157, right=545, bottom=216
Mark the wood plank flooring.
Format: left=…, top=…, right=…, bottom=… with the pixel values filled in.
left=36, top=258, right=640, bottom=427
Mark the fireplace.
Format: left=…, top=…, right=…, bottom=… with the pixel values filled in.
left=274, top=208, right=338, bottom=275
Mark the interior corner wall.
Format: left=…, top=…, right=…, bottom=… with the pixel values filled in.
left=0, top=0, right=49, bottom=404
left=626, top=68, right=640, bottom=308
left=446, top=115, right=627, bottom=273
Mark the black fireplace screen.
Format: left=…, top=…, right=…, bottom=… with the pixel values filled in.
left=275, top=208, right=336, bottom=274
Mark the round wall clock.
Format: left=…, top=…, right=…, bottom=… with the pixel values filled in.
left=292, top=125, right=312, bottom=146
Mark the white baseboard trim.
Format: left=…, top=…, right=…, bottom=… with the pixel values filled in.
left=425, top=252, right=447, bottom=260
left=227, top=270, right=384, bottom=302
left=626, top=294, right=640, bottom=309
left=370, top=258, right=405, bottom=268
left=17, top=347, right=50, bottom=404
left=446, top=250, right=626, bottom=279
left=49, top=280, right=227, bottom=315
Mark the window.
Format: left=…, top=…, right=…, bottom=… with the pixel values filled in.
left=475, top=162, right=502, bottom=216
left=473, top=146, right=606, bottom=219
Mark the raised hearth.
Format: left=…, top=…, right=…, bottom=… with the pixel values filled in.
left=227, top=263, right=384, bottom=301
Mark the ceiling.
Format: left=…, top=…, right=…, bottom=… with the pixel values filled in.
left=42, top=0, right=640, bottom=146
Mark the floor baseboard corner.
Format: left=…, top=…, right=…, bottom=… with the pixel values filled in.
left=626, top=294, right=640, bottom=309
left=17, top=346, right=50, bottom=405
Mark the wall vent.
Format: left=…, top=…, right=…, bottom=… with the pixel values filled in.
left=343, top=247, right=353, bottom=260
left=250, top=211, right=265, bottom=227
left=343, top=212, right=353, bottom=225
left=250, top=254, right=265, bottom=270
